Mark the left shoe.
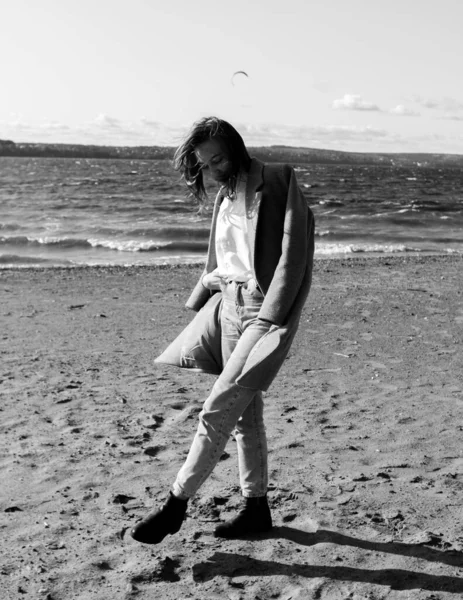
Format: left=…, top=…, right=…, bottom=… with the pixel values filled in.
left=130, top=492, right=188, bottom=544
left=214, top=494, right=273, bottom=539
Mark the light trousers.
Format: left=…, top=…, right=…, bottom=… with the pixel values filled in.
left=172, top=281, right=269, bottom=499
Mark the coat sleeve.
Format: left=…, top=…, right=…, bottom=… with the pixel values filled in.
left=185, top=189, right=223, bottom=312
left=185, top=268, right=213, bottom=312
left=258, top=167, right=314, bottom=326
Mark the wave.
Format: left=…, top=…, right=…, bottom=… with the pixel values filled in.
left=1, top=235, right=93, bottom=249
left=316, top=243, right=461, bottom=256
left=0, top=234, right=208, bottom=254
left=315, top=243, right=421, bottom=256
left=87, top=238, right=207, bottom=253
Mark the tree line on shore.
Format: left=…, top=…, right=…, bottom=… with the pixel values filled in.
left=1, top=138, right=462, bottom=167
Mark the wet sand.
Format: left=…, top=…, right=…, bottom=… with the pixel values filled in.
left=1, top=255, right=463, bottom=599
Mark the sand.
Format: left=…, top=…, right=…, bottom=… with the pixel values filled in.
left=1, top=255, right=463, bottom=600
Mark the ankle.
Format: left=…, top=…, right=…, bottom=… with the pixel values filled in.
left=243, top=494, right=268, bottom=507
left=171, top=490, right=189, bottom=503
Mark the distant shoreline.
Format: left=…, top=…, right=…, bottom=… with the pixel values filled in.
left=1, top=139, right=463, bottom=167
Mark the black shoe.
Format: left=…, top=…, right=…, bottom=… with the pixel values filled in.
left=130, top=492, right=188, bottom=544
left=214, top=495, right=272, bottom=539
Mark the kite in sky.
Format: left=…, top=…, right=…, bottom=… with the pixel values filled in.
left=231, top=71, right=249, bottom=86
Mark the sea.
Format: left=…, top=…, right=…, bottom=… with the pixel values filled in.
left=1, top=156, right=462, bottom=268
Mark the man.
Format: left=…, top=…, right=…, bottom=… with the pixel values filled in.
left=131, top=117, right=315, bottom=544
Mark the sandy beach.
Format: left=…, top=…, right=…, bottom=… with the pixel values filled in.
left=1, top=255, right=463, bottom=600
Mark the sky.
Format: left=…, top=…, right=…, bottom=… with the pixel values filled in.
left=2, top=0, right=463, bottom=154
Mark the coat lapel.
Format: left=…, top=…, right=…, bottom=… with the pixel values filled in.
left=205, top=187, right=225, bottom=273
left=245, top=158, right=264, bottom=211
left=246, top=158, right=265, bottom=272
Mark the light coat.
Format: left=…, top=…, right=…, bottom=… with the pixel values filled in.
left=155, top=158, right=315, bottom=391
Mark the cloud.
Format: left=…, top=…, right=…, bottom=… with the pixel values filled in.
left=1, top=116, right=394, bottom=150
left=140, top=117, right=162, bottom=129
left=0, top=118, right=71, bottom=141
left=414, top=96, right=463, bottom=112
left=239, top=122, right=395, bottom=150
left=93, top=114, right=122, bottom=128
left=439, top=114, right=463, bottom=122
left=390, top=105, right=420, bottom=117
left=2, top=116, right=463, bottom=153
left=332, top=94, right=381, bottom=112
left=0, top=115, right=187, bottom=146
left=72, top=116, right=187, bottom=146
left=39, top=121, right=71, bottom=131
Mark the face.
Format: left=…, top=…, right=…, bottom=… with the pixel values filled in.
left=195, top=138, right=234, bottom=184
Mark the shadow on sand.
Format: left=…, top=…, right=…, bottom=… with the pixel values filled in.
left=192, top=527, right=463, bottom=592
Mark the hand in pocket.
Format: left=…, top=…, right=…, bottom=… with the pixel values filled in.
left=202, top=271, right=224, bottom=291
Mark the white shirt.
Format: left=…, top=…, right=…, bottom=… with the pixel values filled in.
left=215, top=174, right=257, bottom=283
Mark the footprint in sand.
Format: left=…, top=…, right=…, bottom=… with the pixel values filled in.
left=127, top=557, right=182, bottom=586
left=143, top=445, right=165, bottom=457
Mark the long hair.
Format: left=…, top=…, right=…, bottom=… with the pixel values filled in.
left=173, top=117, right=252, bottom=203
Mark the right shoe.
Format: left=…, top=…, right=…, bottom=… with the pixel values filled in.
left=214, top=494, right=273, bottom=539
left=130, top=492, right=188, bottom=544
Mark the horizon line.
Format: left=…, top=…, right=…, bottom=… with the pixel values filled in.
left=2, top=138, right=463, bottom=158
